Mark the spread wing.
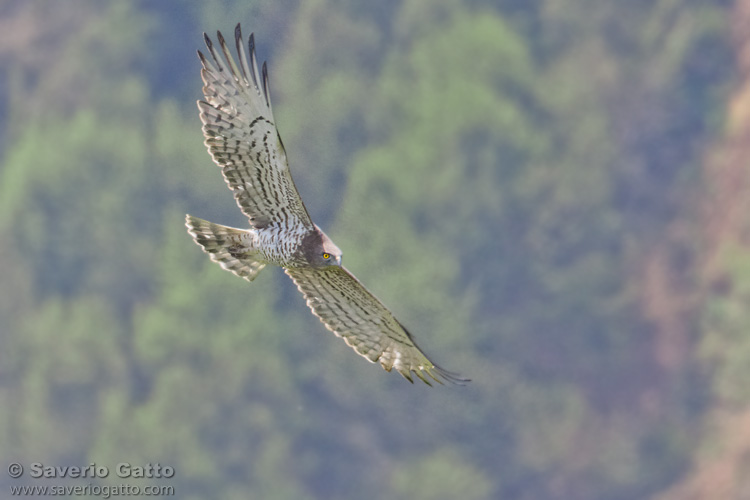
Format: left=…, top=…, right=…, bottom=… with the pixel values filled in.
left=197, top=24, right=313, bottom=230
left=285, top=266, right=468, bottom=385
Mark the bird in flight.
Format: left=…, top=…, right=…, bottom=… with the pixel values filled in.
left=185, top=24, right=468, bottom=385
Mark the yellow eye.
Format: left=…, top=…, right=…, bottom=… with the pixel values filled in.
left=322, top=253, right=330, bottom=259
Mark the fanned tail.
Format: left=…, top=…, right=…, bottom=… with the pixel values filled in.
left=185, top=214, right=266, bottom=281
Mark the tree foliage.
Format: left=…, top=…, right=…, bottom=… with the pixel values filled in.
left=0, top=0, right=740, bottom=498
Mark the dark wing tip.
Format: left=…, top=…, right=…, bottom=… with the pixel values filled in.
left=248, top=33, right=258, bottom=87
left=395, top=319, right=470, bottom=386
left=203, top=32, right=212, bottom=49
left=216, top=29, right=226, bottom=47
left=414, top=370, right=434, bottom=386
left=434, top=366, right=471, bottom=386
left=261, top=61, right=271, bottom=106
left=235, top=23, right=242, bottom=40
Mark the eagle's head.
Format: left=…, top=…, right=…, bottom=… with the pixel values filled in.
left=300, top=226, right=342, bottom=268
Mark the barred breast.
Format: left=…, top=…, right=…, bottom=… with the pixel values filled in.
left=254, top=223, right=309, bottom=267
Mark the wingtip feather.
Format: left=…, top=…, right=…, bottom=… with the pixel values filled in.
left=248, top=33, right=260, bottom=89
left=414, top=370, right=433, bottom=386
left=261, top=61, right=272, bottom=108
left=434, top=366, right=471, bottom=386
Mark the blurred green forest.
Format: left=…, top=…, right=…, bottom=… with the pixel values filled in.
left=1, top=0, right=749, bottom=498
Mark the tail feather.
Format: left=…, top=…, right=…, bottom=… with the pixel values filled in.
left=185, top=214, right=266, bottom=282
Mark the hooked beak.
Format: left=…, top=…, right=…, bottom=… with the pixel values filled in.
left=335, top=255, right=342, bottom=266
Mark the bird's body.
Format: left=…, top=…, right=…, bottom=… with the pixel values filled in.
left=252, top=222, right=311, bottom=267
left=186, top=24, right=467, bottom=385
